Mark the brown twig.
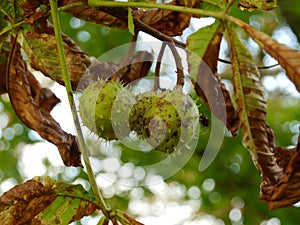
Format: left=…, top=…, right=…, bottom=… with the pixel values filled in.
left=132, top=18, right=185, bottom=47
left=218, top=58, right=280, bottom=69
left=96, top=7, right=186, bottom=86
left=169, top=42, right=184, bottom=86
left=119, top=31, right=139, bottom=67
left=154, top=42, right=167, bottom=90
left=133, top=18, right=184, bottom=86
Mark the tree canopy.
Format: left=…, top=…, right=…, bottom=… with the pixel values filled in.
left=0, top=0, right=300, bottom=224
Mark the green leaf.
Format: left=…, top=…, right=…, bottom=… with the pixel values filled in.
left=187, top=20, right=223, bottom=70
left=128, top=8, right=135, bottom=35
left=187, top=20, right=222, bottom=78
left=200, top=0, right=227, bottom=11
left=13, top=0, right=23, bottom=20
left=0, top=0, right=23, bottom=21
left=0, top=0, right=15, bottom=19
left=24, top=31, right=91, bottom=90
left=37, top=197, right=81, bottom=225
left=97, top=216, right=109, bottom=225
left=0, top=176, right=99, bottom=225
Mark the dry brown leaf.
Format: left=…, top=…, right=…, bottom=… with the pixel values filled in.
left=0, top=61, right=7, bottom=95
left=227, top=24, right=283, bottom=183
left=21, top=0, right=48, bottom=16
left=217, top=80, right=240, bottom=136
left=187, top=21, right=239, bottom=135
left=78, top=51, right=153, bottom=90
left=238, top=0, right=278, bottom=11
left=21, top=0, right=50, bottom=26
left=0, top=46, right=9, bottom=94
left=229, top=16, right=300, bottom=93
left=135, top=0, right=200, bottom=36
left=123, top=213, right=145, bottom=225
left=201, top=24, right=239, bottom=136
left=62, top=0, right=196, bottom=36
left=0, top=176, right=99, bottom=224
left=61, top=0, right=128, bottom=29
left=0, top=177, right=56, bottom=225
left=7, top=39, right=82, bottom=167
left=77, top=61, right=119, bottom=90
left=111, top=51, right=153, bottom=85
left=261, top=132, right=300, bottom=210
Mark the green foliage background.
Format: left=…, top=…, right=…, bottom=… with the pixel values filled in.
left=1, top=1, right=300, bottom=224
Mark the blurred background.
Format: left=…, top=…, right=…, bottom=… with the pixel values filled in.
left=0, top=0, right=300, bottom=224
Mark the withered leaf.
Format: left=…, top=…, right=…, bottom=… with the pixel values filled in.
left=261, top=132, right=300, bottom=210
left=0, top=176, right=99, bottom=224
left=62, top=0, right=128, bottom=29
left=7, top=40, right=82, bottom=167
left=187, top=21, right=239, bottom=135
left=0, top=37, right=10, bottom=94
left=64, top=0, right=196, bottom=36
left=230, top=16, right=300, bottom=93
left=134, top=0, right=199, bottom=37
left=78, top=50, right=153, bottom=90
left=25, top=29, right=91, bottom=90
left=227, top=24, right=283, bottom=183
left=77, top=60, right=119, bottom=90
left=20, top=0, right=48, bottom=17
left=111, top=210, right=145, bottom=225
left=0, top=60, right=8, bottom=94
left=123, top=213, right=145, bottom=225
left=111, top=51, right=153, bottom=85
left=238, top=0, right=278, bottom=11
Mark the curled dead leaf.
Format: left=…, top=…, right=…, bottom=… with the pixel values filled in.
left=0, top=177, right=56, bottom=225
left=7, top=39, right=82, bottom=167
left=261, top=132, right=300, bottom=210
left=21, top=0, right=48, bottom=16
left=0, top=61, right=7, bottom=95
left=62, top=0, right=195, bottom=36
left=111, top=51, right=153, bottom=85
left=63, top=1, right=128, bottom=29
left=187, top=21, right=239, bottom=135
left=134, top=0, right=200, bottom=36
left=123, top=213, right=145, bottom=225
left=78, top=51, right=153, bottom=90
left=238, top=0, right=278, bottom=11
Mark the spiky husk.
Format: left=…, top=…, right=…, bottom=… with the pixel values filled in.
left=143, top=96, right=181, bottom=153
left=129, top=88, right=200, bottom=154
left=79, top=80, right=134, bottom=140
left=129, top=92, right=159, bottom=137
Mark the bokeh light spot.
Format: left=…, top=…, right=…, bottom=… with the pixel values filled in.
left=77, top=30, right=91, bottom=42
left=202, top=178, right=215, bottom=192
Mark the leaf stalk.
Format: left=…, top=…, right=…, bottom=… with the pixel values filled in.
left=88, top=0, right=226, bottom=20
left=48, top=0, right=110, bottom=218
